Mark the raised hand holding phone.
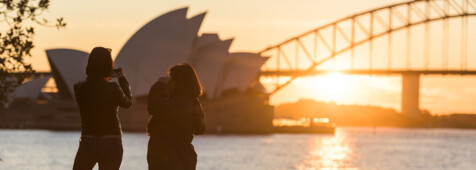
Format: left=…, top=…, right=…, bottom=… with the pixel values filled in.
left=113, top=68, right=125, bottom=77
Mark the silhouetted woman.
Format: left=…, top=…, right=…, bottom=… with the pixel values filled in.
left=147, top=63, right=205, bottom=170
left=73, top=47, right=133, bottom=170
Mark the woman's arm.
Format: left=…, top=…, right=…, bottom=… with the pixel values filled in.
left=148, top=82, right=166, bottom=115
left=193, top=100, right=205, bottom=135
left=113, top=76, right=133, bottom=108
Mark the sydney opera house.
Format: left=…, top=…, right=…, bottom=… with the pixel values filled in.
left=1, top=8, right=274, bottom=133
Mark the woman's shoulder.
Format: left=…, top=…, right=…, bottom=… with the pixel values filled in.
left=151, top=81, right=166, bottom=89
left=74, top=80, right=87, bottom=89
left=107, top=82, right=122, bottom=91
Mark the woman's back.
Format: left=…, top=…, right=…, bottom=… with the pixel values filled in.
left=72, top=47, right=132, bottom=170
left=74, top=76, right=132, bottom=136
left=146, top=64, right=204, bottom=170
left=147, top=85, right=196, bottom=137
left=147, top=81, right=201, bottom=170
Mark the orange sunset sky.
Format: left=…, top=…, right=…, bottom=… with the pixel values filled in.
left=15, top=0, right=476, bottom=114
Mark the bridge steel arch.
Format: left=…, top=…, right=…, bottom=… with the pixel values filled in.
left=259, top=0, right=476, bottom=94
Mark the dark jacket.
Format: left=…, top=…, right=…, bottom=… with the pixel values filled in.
left=146, top=81, right=204, bottom=170
left=74, top=76, right=132, bottom=136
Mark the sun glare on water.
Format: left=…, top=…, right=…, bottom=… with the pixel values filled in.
left=296, top=129, right=355, bottom=169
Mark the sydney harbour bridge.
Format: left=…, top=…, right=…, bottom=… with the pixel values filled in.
left=258, top=0, right=476, bottom=115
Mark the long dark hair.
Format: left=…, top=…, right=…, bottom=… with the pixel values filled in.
left=86, top=47, right=113, bottom=78
left=169, top=63, right=202, bottom=97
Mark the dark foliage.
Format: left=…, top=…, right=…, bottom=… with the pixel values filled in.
left=0, top=0, right=66, bottom=106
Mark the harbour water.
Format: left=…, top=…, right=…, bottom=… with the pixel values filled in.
left=1, top=127, right=476, bottom=170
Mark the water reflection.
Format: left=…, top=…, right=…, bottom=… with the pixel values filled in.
left=296, top=129, right=356, bottom=170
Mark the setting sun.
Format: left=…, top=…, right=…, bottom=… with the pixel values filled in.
left=296, top=72, right=355, bottom=103
left=318, top=73, right=353, bottom=102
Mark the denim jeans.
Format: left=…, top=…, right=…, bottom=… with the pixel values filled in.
left=73, top=137, right=123, bottom=170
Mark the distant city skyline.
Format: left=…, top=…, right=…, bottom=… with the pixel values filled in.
left=22, top=0, right=476, bottom=114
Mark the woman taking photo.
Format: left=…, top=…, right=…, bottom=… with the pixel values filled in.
left=73, top=47, right=133, bottom=170
left=147, top=63, right=205, bottom=170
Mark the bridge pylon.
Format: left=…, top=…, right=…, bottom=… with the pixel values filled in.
left=402, top=73, right=420, bottom=115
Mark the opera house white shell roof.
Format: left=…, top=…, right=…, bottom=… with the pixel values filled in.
left=115, top=7, right=206, bottom=96
left=7, top=76, right=50, bottom=106
left=43, top=7, right=269, bottom=100
left=46, top=49, right=89, bottom=99
left=218, top=53, right=269, bottom=96
left=190, top=34, right=233, bottom=98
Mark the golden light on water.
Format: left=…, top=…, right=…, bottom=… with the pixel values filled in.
left=296, top=129, right=356, bottom=170
left=273, top=118, right=330, bottom=127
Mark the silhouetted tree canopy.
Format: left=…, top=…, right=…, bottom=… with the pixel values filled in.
left=0, top=0, right=66, bottom=107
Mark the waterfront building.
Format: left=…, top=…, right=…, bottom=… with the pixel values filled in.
left=3, top=7, right=274, bottom=133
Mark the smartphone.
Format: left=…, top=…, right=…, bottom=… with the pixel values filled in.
left=112, top=68, right=121, bottom=77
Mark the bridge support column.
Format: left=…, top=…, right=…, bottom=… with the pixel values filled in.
left=402, top=73, right=420, bottom=115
